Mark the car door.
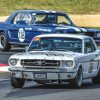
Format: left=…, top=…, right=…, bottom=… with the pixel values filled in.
left=9, top=12, right=35, bottom=44
left=83, top=38, right=99, bottom=78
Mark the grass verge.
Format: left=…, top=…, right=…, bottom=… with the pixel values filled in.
left=0, top=0, right=100, bottom=16
left=0, top=72, right=10, bottom=79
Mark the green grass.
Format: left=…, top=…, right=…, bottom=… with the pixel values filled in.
left=0, top=0, right=100, bottom=16
left=0, top=72, right=9, bottom=78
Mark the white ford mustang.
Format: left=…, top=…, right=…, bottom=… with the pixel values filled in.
left=8, top=34, right=100, bottom=88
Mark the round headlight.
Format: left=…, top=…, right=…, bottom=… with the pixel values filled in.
left=96, top=33, right=100, bottom=38
left=9, top=59, right=18, bottom=66
left=66, top=61, right=73, bottom=67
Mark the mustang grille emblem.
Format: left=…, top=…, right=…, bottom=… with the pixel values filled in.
left=34, top=61, right=46, bottom=66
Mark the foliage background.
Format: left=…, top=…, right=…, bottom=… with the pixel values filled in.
left=0, top=0, right=100, bottom=15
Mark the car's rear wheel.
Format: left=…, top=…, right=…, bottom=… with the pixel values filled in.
left=10, top=75, right=25, bottom=88
left=92, top=68, right=100, bottom=84
left=0, top=32, right=11, bottom=51
left=69, top=67, right=83, bottom=88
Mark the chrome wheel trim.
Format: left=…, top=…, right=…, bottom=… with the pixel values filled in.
left=0, top=35, right=5, bottom=49
left=77, top=69, right=83, bottom=87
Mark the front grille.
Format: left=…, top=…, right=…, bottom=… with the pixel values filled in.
left=21, top=59, right=60, bottom=68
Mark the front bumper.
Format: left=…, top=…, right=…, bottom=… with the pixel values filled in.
left=9, top=67, right=77, bottom=81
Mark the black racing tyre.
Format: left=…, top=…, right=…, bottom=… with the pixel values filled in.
left=0, top=32, right=11, bottom=51
left=92, top=68, right=100, bottom=84
left=10, top=75, right=25, bottom=88
left=69, top=67, right=83, bottom=88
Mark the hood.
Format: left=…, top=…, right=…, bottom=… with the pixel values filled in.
left=10, top=51, right=84, bottom=61
left=85, top=27, right=100, bottom=33
left=31, top=24, right=88, bottom=33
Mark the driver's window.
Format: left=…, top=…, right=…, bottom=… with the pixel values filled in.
left=21, top=13, right=32, bottom=24
left=84, top=39, right=95, bottom=53
left=57, top=16, right=70, bottom=25
left=39, top=39, right=52, bottom=50
left=13, top=13, right=22, bottom=24
left=13, top=13, right=32, bottom=25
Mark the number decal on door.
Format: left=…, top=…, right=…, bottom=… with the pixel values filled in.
left=18, top=28, right=25, bottom=42
left=88, top=61, right=94, bottom=73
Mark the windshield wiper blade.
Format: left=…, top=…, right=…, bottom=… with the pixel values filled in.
left=31, top=48, right=52, bottom=51
left=51, top=48, right=67, bottom=51
left=51, top=48, right=74, bottom=52
left=31, top=49, right=43, bottom=51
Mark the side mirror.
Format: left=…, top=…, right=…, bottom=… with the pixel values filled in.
left=24, top=46, right=28, bottom=52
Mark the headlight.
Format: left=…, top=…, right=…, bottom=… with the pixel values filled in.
left=66, top=61, right=73, bottom=67
left=96, top=33, right=100, bottom=38
left=9, top=58, right=18, bottom=66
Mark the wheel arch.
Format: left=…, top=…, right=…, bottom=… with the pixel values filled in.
left=77, top=63, right=83, bottom=72
left=0, top=30, right=6, bottom=33
left=0, top=29, right=10, bottom=41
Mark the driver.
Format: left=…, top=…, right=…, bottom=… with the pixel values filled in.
left=40, top=39, right=52, bottom=50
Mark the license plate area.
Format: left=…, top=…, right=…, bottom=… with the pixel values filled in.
left=34, top=73, right=46, bottom=79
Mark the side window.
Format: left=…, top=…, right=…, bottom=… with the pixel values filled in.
left=84, top=39, right=96, bottom=53
left=21, top=13, right=32, bottom=24
left=35, top=14, right=46, bottom=24
left=13, top=13, right=32, bottom=25
left=35, top=14, right=57, bottom=24
left=57, top=16, right=70, bottom=25
left=13, top=13, right=22, bottom=24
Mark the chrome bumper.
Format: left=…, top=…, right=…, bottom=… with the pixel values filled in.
left=9, top=67, right=77, bottom=80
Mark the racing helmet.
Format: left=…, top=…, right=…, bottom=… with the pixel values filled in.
left=40, top=39, right=51, bottom=49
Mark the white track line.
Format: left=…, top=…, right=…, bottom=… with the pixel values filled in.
left=0, top=66, right=10, bottom=72
left=0, top=78, right=9, bottom=82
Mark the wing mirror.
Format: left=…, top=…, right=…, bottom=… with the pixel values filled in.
left=24, top=46, right=28, bottom=52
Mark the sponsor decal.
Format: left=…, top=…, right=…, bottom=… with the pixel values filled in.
left=56, top=26, right=81, bottom=32
left=88, top=61, right=94, bottom=73
left=18, top=28, right=25, bottom=42
left=25, top=28, right=32, bottom=31
left=38, top=28, right=51, bottom=32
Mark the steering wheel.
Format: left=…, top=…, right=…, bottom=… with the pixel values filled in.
left=24, top=20, right=31, bottom=25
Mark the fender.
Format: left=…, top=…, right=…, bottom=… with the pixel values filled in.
left=96, top=59, right=100, bottom=74
left=0, top=24, right=10, bottom=43
left=76, top=63, right=83, bottom=72
left=0, top=30, right=10, bottom=43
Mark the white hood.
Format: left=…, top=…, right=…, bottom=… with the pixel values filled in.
left=10, top=51, right=84, bottom=61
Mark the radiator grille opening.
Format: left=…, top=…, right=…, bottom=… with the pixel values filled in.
left=21, top=59, right=60, bottom=69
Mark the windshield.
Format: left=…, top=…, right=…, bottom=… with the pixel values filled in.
left=28, top=37, right=82, bottom=53
left=33, top=13, right=74, bottom=25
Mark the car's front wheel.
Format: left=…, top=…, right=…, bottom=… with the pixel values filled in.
left=69, top=67, right=83, bottom=88
left=0, top=32, right=11, bottom=51
left=92, top=68, right=100, bottom=84
left=10, top=75, right=25, bottom=88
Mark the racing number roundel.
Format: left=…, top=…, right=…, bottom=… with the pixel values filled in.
left=18, top=28, right=25, bottom=42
